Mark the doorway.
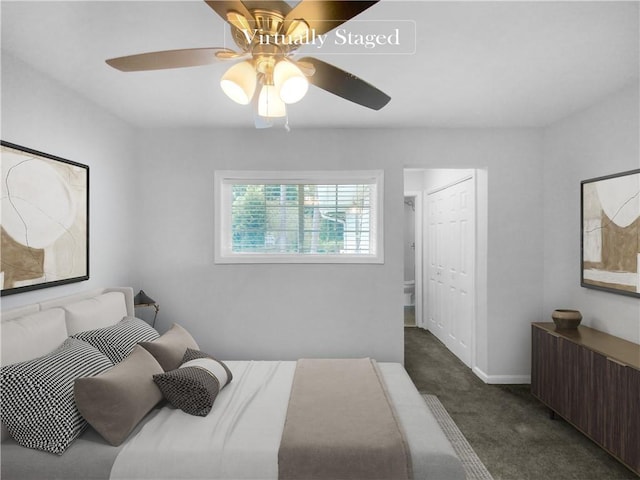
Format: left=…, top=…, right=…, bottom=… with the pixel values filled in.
left=404, top=168, right=479, bottom=370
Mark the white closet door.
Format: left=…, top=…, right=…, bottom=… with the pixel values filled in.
left=427, top=192, right=446, bottom=338
left=427, top=177, right=475, bottom=367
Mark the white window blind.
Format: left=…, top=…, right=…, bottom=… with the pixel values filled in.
left=215, top=171, right=384, bottom=263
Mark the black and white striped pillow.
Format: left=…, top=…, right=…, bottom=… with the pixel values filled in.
left=0, top=338, right=113, bottom=454
left=71, top=316, right=159, bottom=364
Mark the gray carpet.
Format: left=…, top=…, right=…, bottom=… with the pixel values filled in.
left=424, top=394, right=493, bottom=480
left=405, top=327, right=637, bottom=480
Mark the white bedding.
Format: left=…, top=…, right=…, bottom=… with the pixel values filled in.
left=110, top=361, right=465, bottom=480
left=110, top=361, right=296, bottom=480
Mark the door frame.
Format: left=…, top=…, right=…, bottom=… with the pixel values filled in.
left=404, top=190, right=423, bottom=328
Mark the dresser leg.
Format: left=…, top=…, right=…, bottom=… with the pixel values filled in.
left=549, top=409, right=556, bottom=420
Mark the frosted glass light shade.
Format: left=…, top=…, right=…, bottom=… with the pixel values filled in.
left=274, top=61, right=308, bottom=104
left=220, top=61, right=256, bottom=105
left=258, top=84, right=287, bottom=118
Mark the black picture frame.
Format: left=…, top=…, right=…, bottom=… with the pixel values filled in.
left=1, top=141, right=89, bottom=296
left=581, top=168, right=640, bottom=298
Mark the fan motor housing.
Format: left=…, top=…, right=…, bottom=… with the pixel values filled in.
left=231, top=8, right=286, bottom=52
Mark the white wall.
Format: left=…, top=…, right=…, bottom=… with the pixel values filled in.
left=2, top=50, right=634, bottom=377
left=0, top=53, right=546, bottom=377
left=133, top=127, right=543, bottom=378
left=1, top=53, right=137, bottom=310
left=403, top=169, right=425, bottom=192
left=131, top=128, right=404, bottom=361
left=542, top=82, right=640, bottom=343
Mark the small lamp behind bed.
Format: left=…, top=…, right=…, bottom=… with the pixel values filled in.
left=134, top=290, right=159, bottom=328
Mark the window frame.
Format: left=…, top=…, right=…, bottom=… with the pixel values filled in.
left=214, top=170, right=384, bottom=264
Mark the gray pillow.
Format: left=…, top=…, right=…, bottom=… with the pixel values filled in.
left=152, top=349, right=232, bottom=417
left=139, top=323, right=199, bottom=371
left=74, top=345, right=164, bottom=446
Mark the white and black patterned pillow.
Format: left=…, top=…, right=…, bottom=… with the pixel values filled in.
left=182, top=348, right=233, bottom=383
left=0, top=338, right=113, bottom=454
left=153, top=349, right=232, bottom=417
left=71, top=316, right=159, bottom=364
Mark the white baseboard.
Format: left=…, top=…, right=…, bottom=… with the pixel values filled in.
left=472, top=366, right=530, bottom=384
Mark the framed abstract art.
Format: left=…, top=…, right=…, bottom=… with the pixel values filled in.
left=581, top=169, right=640, bottom=298
left=1, top=141, right=89, bottom=296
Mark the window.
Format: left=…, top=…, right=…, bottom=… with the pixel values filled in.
left=215, top=171, right=383, bottom=263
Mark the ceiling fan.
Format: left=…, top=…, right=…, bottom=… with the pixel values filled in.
left=106, top=0, right=391, bottom=128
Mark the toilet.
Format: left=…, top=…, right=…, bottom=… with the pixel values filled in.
left=403, top=280, right=415, bottom=306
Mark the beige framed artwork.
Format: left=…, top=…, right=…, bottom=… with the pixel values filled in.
left=581, top=169, right=640, bottom=298
left=1, top=141, right=89, bottom=296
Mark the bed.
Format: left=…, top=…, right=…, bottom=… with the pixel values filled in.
left=1, top=287, right=466, bottom=480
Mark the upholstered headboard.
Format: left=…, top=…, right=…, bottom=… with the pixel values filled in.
left=0, top=287, right=135, bottom=442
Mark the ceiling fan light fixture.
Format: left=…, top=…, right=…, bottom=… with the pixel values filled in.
left=220, top=61, right=256, bottom=105
left=274, top=60, right=308, bottom=104
left=106, top=1, right=390, bottom=128
left=284, top=19, right=310, bottom=44
left=258, top=84, right=287, bottom=118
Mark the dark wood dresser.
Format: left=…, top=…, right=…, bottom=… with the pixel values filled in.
left=531, top=322, right=640, bottom=476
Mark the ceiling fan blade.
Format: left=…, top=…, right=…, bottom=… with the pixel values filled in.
left=215, top=49, right=251, bottom=60
left=106, top=48, right=236, bottom=72
left=284, top=1, right=378, bottom=36
left=204, top=1, right=255, bottom=28
left=299, top=57, right=390, bottom=110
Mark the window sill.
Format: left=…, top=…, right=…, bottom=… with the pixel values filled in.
left=214, top=253, right=384, bottom=264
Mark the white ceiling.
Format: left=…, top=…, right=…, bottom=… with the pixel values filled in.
left=2, top=1, right=638, bottom=129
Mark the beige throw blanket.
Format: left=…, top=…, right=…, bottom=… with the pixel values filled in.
left=278, top=358, right=412, bottom=480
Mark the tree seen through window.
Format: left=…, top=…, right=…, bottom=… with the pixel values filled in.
left=231, top=183, right=371, bottom=254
